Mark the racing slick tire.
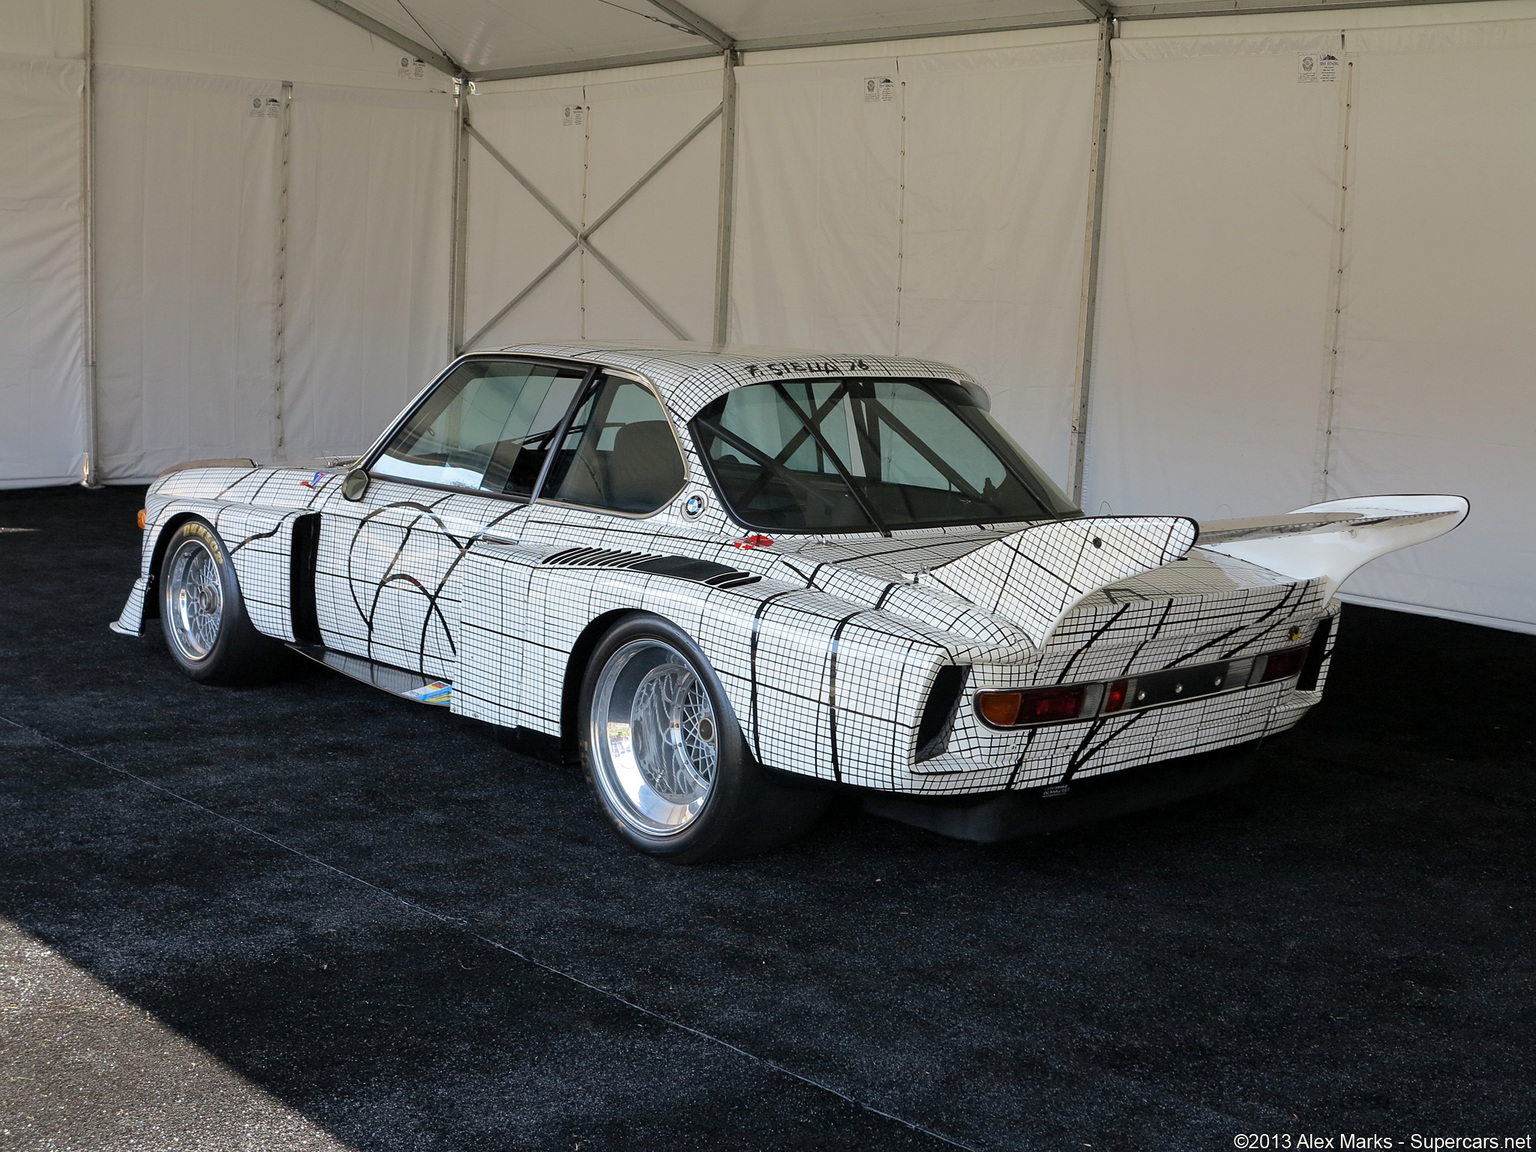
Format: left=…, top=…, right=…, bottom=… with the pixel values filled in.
left=578, top=613, right=828, bottom=863
left=158, top=517, right=287, bottom=686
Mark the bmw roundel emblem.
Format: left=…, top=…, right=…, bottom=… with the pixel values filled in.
left=682, top=493, right=706, bottom=519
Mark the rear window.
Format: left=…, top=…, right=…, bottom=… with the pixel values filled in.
left=689, top=378, right=1078, bottom=534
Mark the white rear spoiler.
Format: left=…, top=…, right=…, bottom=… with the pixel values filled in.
left=1196, top=494, right=1469, bottom=599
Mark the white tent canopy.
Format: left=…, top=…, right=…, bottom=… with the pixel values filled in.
left=312, top=0, right=1504, bottom=77
left=2, top=0, right=1534, bottom=635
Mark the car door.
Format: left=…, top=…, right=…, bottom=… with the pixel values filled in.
left=504, top=371, right=690, bottom=657
left=312, top=356, right=592, bottom=679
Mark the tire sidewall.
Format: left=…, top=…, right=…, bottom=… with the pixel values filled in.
left=159, top=518, right=249, bottom=682
left=578, top=613, right=751, bottom=861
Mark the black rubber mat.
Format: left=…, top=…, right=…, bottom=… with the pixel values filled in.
left=2, top=484, right=1531, bottom=1150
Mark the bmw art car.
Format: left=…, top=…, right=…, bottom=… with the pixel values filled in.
left=113, top=342, right=1467, bottom=860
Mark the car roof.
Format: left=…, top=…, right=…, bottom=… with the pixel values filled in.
left=481, top=340, right=979, bottom=421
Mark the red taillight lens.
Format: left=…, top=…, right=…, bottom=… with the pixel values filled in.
left=977, top=685, right=1088, bottom=727
left=1260, top=646, right=1309, bottom=683
left=1103, top=679, right=1129, bottom=713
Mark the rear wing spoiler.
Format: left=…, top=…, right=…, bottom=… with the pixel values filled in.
left=1196, top=494, right=1469, bottom=599
left=918, top=516, right=1198, bottom=648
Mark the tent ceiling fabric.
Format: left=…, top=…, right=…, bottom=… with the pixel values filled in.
left=317, top=0, right=1103, bottom=79
left=332, top=0, right=713, bottom=75
left=326, top=0, right=1489, bottom=79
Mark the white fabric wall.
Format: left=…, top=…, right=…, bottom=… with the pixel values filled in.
left=1090, top=7, right=1536, bottom=632
left=92, top=76, right=452, bottom=477
left=85, top=0, right=455, bottom=482
left=730, top=31, right=1099, bottom=481
left=1087, top=32, right=1345, bottom=519
left=0, top=49, right=85, bottom=489
left=0, top=0, right=455, bottom=488
left=464, top=61, right=724, bottom=347
left=282, top=84, right=453, bottom=462
left=94, top=67, right=282, bottom=479
left=1324, top=19, right=1536, bottom=629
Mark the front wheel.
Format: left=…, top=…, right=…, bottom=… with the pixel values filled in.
left=578, top=614, right=828, bottom=863
left=159, top=518, right=286, bottom=685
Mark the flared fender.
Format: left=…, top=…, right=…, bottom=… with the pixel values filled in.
left=1196, top=494, right=1469, bottom=599
left=916, top=516, right=1198, bottom=648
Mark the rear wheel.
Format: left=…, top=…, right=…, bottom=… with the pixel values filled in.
left=579, top=614, right=827, bottom=862
left=159, top=518, right=286, bottom=685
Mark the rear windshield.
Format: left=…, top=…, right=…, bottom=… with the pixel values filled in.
left=690, top=378, right=1079, bottom=534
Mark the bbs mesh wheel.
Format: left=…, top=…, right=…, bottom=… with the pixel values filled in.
left=578, top=613, right=828, bottom=863
left=158, top=518, right=286, bottom=685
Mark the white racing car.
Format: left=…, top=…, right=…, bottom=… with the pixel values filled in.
left=113, top=342, right=1466, bottom=860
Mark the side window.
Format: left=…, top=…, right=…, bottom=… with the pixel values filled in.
left=542, top=378, right=686, bottom=514
left=369, top=359, right=586, bottom=494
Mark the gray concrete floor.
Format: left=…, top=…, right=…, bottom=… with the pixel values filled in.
left=1, top=915, right=350, bottom=1152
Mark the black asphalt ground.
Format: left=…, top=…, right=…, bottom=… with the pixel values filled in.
left=1, top=483, right=1532, bottom=1151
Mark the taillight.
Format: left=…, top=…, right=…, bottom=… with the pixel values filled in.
left=1259, top=645, right=1309, bottom=683
left=975, top=637, right=1321, bottom=733
left=976, top=685, right=1090, bottom=728
left=1103, top=679, right=1129, bottom=713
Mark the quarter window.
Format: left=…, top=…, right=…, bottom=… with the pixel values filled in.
left=542, top=378, right=686, bottom=514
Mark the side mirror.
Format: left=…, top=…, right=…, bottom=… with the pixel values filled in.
left=342, top=469, right=371, bottom=501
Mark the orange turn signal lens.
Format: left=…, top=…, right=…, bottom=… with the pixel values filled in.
left=136, top=509, right=147, bottom=529
left=977, top=691, right=1023, bottom=727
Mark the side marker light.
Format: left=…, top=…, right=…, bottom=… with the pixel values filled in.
left=136, top=509, right=147, bottom=529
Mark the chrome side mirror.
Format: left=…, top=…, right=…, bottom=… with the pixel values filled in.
left=342, top=469, right=371, bottom=501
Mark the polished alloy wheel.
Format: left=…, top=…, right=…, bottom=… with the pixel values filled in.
left=590, top=638, right=719, bottom=838
left=164, top=535, right=224, bottom=662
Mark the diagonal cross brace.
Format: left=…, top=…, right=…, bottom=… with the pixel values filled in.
left=641, top=0, right=733, bottom=50
left=464, top=104, right=723, bottom=347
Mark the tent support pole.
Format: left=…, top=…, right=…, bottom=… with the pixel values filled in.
left=712, top=50, right=738, bottom=347
left=449, top=80, right=470, bottom=356
left=81, top=0, right=100, bottom=487
left=273, top=81, right=293, bottom=457
left=1066, top=15, right=1115, bottom=506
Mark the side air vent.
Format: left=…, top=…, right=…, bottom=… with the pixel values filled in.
left=289, top=513, right=322, bottom=645
left=914, top=665, right=972, bottom=763
left=543, top=547, right=653, bottom=567
left=541, top=548, right=761, bottom=590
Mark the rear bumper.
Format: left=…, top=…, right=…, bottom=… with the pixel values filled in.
left=863, top=743, right=1263, bottom=842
